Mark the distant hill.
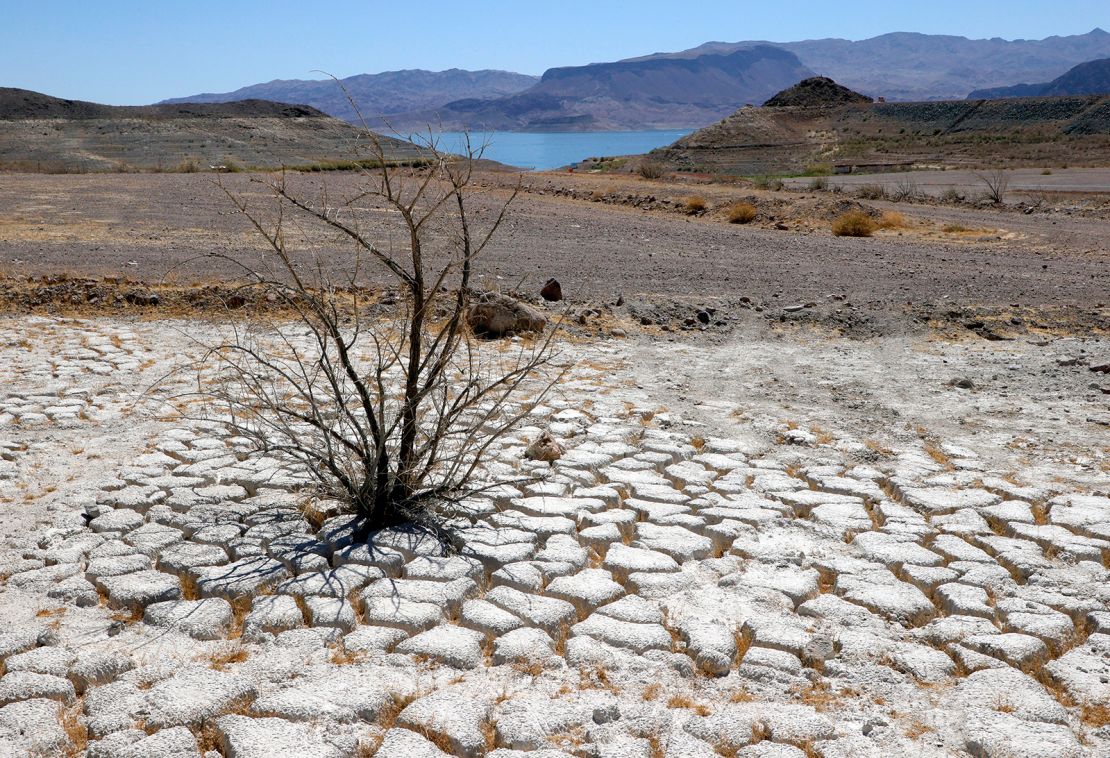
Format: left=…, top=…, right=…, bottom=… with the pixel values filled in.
left=969, top=57, right=1110, bottom=99
left=764, top=77, right=872, bottom=107
left=652, top=91, right=1110, bottom=175
left=629, top=28, right=1110, bottom=102
left=389, top=46, right=815, bottom=131
left=160, top=69, right=539, bottom=124
left=0, top=88, right=424, bottom=172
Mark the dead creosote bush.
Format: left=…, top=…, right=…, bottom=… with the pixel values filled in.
left=831, top=210, right=877, bottom=237
left=855, top=184, right=887, bottom=200
left=638, top=160, right=665, bottom=179
left=727, top=202, right=758, bottom=224
left=186, top=119, right=559, bottom=541
left=978, top=169, right=1010, bottom=204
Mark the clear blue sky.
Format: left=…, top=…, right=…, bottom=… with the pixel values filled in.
left=3, top=1, right=1107, bottom=104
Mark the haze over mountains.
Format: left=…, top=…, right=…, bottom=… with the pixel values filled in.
left=161, top=69, right=539, bottom=123
left=155, top=28, right=1110, bottom=132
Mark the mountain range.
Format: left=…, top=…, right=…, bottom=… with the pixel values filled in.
left=158, top=28, right=1110, bottom=132
left=969, top=57, right=1110, bottom=98
left=161, top=69, right=539, bottom=123
left=392, top=46, right=814, bottom=131
left=632, top=28, right=1110, bottom=102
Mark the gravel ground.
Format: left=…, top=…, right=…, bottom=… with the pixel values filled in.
left=0, top=172, right=1107, bottom=324
left=0, top=314, right=1108, bottom=757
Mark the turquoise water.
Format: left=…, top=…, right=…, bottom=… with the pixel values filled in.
left=429, top=130, right=692, bottom=171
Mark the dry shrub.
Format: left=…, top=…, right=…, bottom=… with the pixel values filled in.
left=831, top=210, right=876, bottom=237
left=877, top=211, right=909, bottom=230
left=207, top=646, right=249, bottom=671
left=684, top=196, right=708, bottom=214
left=942, top=223, right=971, bottom=233
left=1081, top=703, right=1110, bottom=727
left=60, top=705, right=88, bottom=757
left=642, top=683, right=662, bottom=701
left=666, top=695, right=711, bottom=715
left=639, top=160, right=665, bottom=179
left=727, top=202, right=757, bottom=224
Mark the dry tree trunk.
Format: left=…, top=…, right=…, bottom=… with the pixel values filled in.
left=188, top=124, right=559, bottom=536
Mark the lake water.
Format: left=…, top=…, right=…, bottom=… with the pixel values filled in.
left=432, top=130, right=692, bottom=171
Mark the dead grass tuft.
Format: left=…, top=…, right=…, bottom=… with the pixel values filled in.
left=1081, top=703, right=1110, bottom=727
left=727, top=202, right=757, bottom=224
left=877, top=211, right=910, bottom=230
left=207, top=645, right=249, bottom=671
left=831, top=210, right=876, bottom=237
left=642, top=683, right=662, bottom=701
left=729, top=688, right=755, bottom=703
left=666, top=694, right=711, bottom=716
left=922, top=439, right=953, bottom=469
left=684, top=195, right=708, bottom=215
left=904, top=717, right=934, bottom=738
left=330, top=646, right=367, bottom=666
left=59, top=704, right=88, bottom=757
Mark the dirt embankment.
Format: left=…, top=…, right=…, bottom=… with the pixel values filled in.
left=654, top=95, right=1110, bottom=175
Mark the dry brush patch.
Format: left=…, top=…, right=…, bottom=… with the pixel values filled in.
left=169, top=123, right=561, bottom=544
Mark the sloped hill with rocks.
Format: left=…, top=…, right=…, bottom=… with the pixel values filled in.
left=764, top=77, right=873, bottom=107
left=970, top=57, right=1110, bottom=99
left=0, top=88, right=424, bottom=172
left=653, top=90, right=1110, bottom=175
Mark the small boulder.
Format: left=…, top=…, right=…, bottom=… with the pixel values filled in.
left=540, top=278, right=563, bottom=302
left=525, top=432, right=564, bottom=463
left=467, top=293, right=547, bottom=338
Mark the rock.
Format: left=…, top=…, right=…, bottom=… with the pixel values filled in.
left=69, top=650, right=133, bottom=694
left=485, top=585, right=576, bottom=633
left=0, top=697, right=69, bottom=756
left=525, top=432, right=564, bottom=462
left=3, top=646, right=75, bottom=678
left=98, top=569, right=181, bottom=610
left=373, top=728, right=452, bottom=757
left=467, top=293, right=547, bottom=337
left=493, top=627, right=557, bottom=666
left=216, top=715, right=342, bottom=758
left=0, top=671, right=76, bottom=705
left=540, top=278, right=563, bottom=302
left=396, top=625, right=486, bottom=669
left=144, top=598, right=234, bottom=640
left=143, top=666, right=255, bottom=729
left=396, top=686, right=494, bottom=754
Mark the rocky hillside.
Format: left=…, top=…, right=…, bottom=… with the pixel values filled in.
left=0, top=88, right=424, bottom=172
left=390, top=46, right=814, bottom=131
left=631, top=28, right=1110, bottom=102
left=969, top=57, right=1110, bottom=99
left=160, top=69, right=539, bottom=124
left=764, top=77, right=872, bottom=107
left=652, top=91, right=1110, bottom=175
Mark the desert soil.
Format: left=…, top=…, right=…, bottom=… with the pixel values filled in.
left=0, top=171, right=1108, bottom=332
left=0, top=168, right=1107, bottom=757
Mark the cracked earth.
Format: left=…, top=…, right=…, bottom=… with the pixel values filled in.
left=0, top=314, right=1108, bottom=758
